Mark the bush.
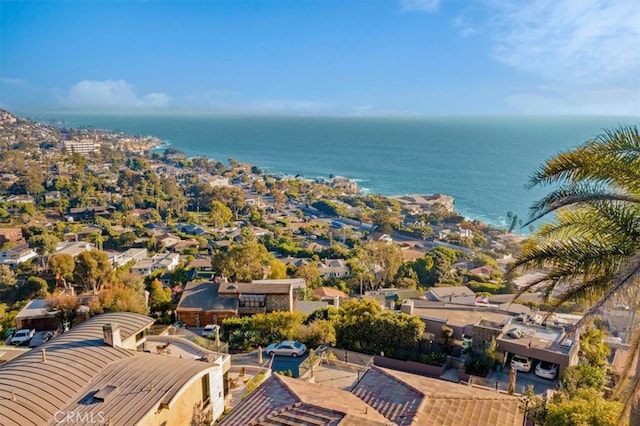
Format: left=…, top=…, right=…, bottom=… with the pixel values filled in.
left=420, top=352, right=447, bottom=366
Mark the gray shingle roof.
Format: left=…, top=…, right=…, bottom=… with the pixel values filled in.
left=177, top=282, right=239, bottom=312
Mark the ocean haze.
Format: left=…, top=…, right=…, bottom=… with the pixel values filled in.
left=33, top=113, right=637, bottom=231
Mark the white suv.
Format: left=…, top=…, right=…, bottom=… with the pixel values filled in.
left=201, top=324, right=219, bottom=338
left=11, top=329, right=35, bottom=346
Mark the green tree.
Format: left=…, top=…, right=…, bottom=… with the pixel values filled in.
left=209, top=200, right=232, bottom=227
left=149, top=279, right=172, bottom=314
left=439, top=325, right=455, bottom=354
left=512, top=126, right=640, bottom=423
left=0, top=265, right=17, bottom=288
left=269, top=259, right=288, bottom=279
left=579, top=327, right=610, bottom=368
left=545, top=388, right=622, bottom=426
left=28, top=233, right=60, bottom=270
left=19, top=276, right=49, bottom=299
left=74, top=250, right=114, bottom=293
left=294, top=262, right=323, bottom=290
left=49, top=253, right=75, bottom=289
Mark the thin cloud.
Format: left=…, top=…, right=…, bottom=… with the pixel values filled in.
left=0, top=77, right=36, bottom=90
left=400, top=0, right=440, bottom=13
left=506, top=87, right=640, bottom=116
left=59, top=80, right=171, bottom=109
left=489, top=0, right=640, bottom=85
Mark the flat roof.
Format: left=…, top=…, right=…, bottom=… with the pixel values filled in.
left=412, top=304, right=513, bottom=328
left=15, top=299, right=60, bottom=320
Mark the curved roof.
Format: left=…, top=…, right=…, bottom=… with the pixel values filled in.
left=0, top=312, right=154, bottom=426
left=56, top=354, right=215, bottom=425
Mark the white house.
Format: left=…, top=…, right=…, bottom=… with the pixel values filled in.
left=0, top=243, right=37, bottom=266
left=131, top=252, right=180, bottom=276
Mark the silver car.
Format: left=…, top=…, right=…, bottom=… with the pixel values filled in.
left=265, top=340, right=307, bottom=357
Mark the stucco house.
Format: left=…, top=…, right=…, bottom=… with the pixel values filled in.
left=0, top=312, right=225, bottom=426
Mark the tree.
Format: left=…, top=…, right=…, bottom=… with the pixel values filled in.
left=295, top=262, right=323, bottom=290
left=545, top=388, right=622, bottom=426
left=0, top=265, right=17, bottom=288
left=28, top=233, right=60, bottom=270
left=149, top=279, right=172, bottom=314
left=269, top=259, right=288, bottom=279
left=93, top=284, right=148, bottom=315
left=19, top=277, right=49, bottom=299
left=439, top=325, right=455, bottom=354
left=512, top=126, right=640, bottom=423
left=49, top=253, right=75, bottom=289
left=74, top=250, right=114, bottom=293
left=213, top=238, right=272, bottom=282
left=209, top=200, right=232, bottom=227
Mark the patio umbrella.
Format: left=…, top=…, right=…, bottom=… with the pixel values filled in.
left=508, top=367, right=517, bottom=395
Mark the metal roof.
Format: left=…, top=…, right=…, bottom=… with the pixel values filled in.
left=53, top=354, right=215, bottom=426
left=0, top=312, right=154, bottom=426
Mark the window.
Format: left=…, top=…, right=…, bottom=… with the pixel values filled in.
left=239, top=294, right=266, bottom=308
left=201, top=374, right=210, bottom=402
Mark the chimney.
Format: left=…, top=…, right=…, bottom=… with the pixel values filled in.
left=401, top=300, right=414, bottom=315
left=103, top=323, right=122, bottom=348
left=41, top=348, right=47, bottom=363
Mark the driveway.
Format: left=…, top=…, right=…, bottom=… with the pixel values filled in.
left=231, top=349, right=309, bottom=377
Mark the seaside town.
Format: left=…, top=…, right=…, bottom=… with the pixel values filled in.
left=0, top=108, right=634, bottom=425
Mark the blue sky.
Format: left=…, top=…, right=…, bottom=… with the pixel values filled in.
left=1, top=0, right=638, bottom=116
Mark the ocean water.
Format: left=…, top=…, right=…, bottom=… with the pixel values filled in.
left=33, top=113, right=637, bottom=231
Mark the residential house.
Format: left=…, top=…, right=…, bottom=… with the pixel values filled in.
left=176, top=282, right=239, bottom=327
left=220, top=365, right=524, bottom=426
left=0, top=312, right=226, bottom=426
left=176, top=280, right=295, bottom=327
left=189, top=257, right=212, bottom=272
left=5, top=194, right=35, bottom=204
left=0, top=243, right=37, bottom=266
left=313, top=287, right=347, bottom=306
left=0, top=227, right=24, bottom=246
left=425, top=285, right=476, bottom=303
left=55, top=241, right=95, bottom=258
left=468, top=266, right=498, bottom=278
left=130, top=252, right=180, bottom=276
left=43, top=191, right=62, bottom=202
left=318, top=258, right=350, bottom=279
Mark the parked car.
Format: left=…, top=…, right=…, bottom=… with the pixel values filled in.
left=201, top=324, right=219, bottom=338
left=510, top=354, right=533, bottom=372
left=535, top=361, right=559, bottom=379
left=10, top=329, right=35, bottom=346
left=265, top=340, right=307, bottom=357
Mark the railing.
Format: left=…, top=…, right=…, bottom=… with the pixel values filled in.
left=157, top=326, right=230, bottom=354
left=298, top=345, right=374, bottom=380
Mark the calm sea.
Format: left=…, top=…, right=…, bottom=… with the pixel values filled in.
left=32, top=113, right=637, bottom=232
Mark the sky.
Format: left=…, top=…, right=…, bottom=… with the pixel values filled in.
left=0, top=0, right=639, bottom=116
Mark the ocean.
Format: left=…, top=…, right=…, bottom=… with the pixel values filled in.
left=31, top=113, right=637, bottom=232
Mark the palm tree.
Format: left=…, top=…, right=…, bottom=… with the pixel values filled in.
left=512, top=125, right=640, bottom=423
